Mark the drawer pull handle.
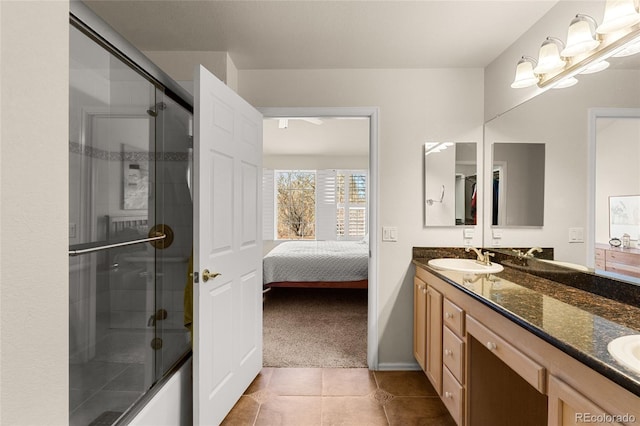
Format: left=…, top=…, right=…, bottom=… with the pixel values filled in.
left=444, top=349, right=453, bottom=356
left=486, top=341, right=497, bottom=351
left=445, top=391, right=453, bottom=398
left=445, top=312, right=454, bottom=319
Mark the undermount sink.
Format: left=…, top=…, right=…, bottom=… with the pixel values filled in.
left=428, top=258, right=504, bottom=274
left=608, top=335, right=640, bottom=375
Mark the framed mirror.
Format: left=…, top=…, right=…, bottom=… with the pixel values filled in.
left=491, top=142, right=545, bottom=227
left=424, top=142, right=477, bottom=227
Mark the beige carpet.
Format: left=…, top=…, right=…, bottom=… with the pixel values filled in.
left=263, top=287, right=368, bottom=368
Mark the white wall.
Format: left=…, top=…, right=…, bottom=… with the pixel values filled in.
left=238, top=68, right=484, bottom=365
left=143, top=51, right=238, bottom=92
left=263, top=154, right=368, bottom=170
left=0, top=1, right=69, bottom=424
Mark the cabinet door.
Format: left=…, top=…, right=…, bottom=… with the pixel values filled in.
left=413, top=277, right=427, bottom=371
left=548, top=376, right=624, bottom=426
left=426, top=285, right=443, bottom=395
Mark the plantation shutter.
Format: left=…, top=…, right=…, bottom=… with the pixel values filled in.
left=262, top=168, right=275, bottom=240
left=316, top=169, right=337, bottom=241
left=347, top=172, right=367, bottom=238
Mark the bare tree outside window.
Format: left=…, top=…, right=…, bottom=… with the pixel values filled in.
left=276, top=171, right=316, bottom=239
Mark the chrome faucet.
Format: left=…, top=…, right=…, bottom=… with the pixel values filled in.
left=524, top=247, right=543, bottom=258
left=465, top=247, right=495, bottom=266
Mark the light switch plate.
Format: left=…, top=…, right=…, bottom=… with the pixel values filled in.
left=463, top=228, right=474, bottom=239
left=382, top=226, right=398, bottom=242
left=569, top=227, right=584, bottom=243
left=492, top=229, right=503, bottom=239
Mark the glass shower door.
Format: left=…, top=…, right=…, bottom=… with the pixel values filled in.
left=69, top=24, right=160, bottom=425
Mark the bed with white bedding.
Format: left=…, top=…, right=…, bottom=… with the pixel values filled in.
left=263, top=240, right=369, bottom=289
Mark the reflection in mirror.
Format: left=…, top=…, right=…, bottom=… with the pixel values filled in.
left=424, top=142, right=477, bottom=227
left=492, top=143, right=545, bottom=227
left=593, top=110, right=640, bottom=283
left=484, top=47, right=640, bottom=285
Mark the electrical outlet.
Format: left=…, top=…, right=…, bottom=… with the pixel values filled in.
left=69, top=223, right=77, bottom=239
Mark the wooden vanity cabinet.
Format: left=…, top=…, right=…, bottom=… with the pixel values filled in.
left=548, top=375, right=624, bottom=426
left=413, top=277, right=427, bottom=371
left=442, top=298, right=466, bottom=425
left=414, top=265, right=640, bottom=426
left=414, top=276, right=443, bottom=394
left=426, top=285, right=443, bottom=394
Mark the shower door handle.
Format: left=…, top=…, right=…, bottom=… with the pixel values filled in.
left=202, top=269, right=221, bottom=282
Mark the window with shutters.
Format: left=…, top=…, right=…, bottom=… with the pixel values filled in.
left=263, top=169, right=367, bottom=241
left=336, top=171, right=367, bottom=239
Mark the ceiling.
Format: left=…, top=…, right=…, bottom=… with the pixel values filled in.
left=84, top=0, right=559, bottom=70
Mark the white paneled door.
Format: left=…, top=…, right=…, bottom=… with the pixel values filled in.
left=193, top=65, right=263, bottom=425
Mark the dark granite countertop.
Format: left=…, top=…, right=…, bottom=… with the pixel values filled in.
left=412, top=248, right=640, bottom=398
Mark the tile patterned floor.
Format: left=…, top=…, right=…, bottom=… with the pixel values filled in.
left=222, top=368, right=456, bottom=425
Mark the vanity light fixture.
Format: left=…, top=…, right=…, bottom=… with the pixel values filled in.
left=596, top=0, right=640, bottom=34
left=533, top=37, right=566, bottom=75
left=613, top=38, right=640, bottom=56
left=511, top=1, right=640, bottom=90
left=510, top=56, right=539, bottom=88
left=562, top=14, right=600, bottom=57
left=580, top=60, right=610, bottom=74
left=550, top=76, right=578, bottom=89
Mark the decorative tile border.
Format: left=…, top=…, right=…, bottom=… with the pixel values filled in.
left=69, top=141, right=188, bottom=161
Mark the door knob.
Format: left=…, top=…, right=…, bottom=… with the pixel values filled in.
left=202, top=269, right=221, bottom=282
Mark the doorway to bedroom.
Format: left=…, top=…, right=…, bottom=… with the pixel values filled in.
left=260, top=108, right=378, bottom=369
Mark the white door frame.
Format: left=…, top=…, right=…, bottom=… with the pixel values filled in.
left=587, top=107, right=640, bottom=268
left=259, top=106, right=380, bottom=369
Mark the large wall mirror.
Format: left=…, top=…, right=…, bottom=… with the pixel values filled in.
left=424, top=142, right=477, bottom=227
left=483, top=51, right=640, bottom=285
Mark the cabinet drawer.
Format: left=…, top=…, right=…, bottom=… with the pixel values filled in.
left=606, top=262, right=640, bottom=279
left=442, top=366, right=464, bottom=425
left=594, top=248, right=605, bottom=261
left=443, top=298, right=465, bottom=337
left=605, top=250, right=639, bottom=266
left=594, top=260, right=605, bottom=270
left=467, top=316, right=546, bottom=393
left=443, top=326, right=465, bottom=383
